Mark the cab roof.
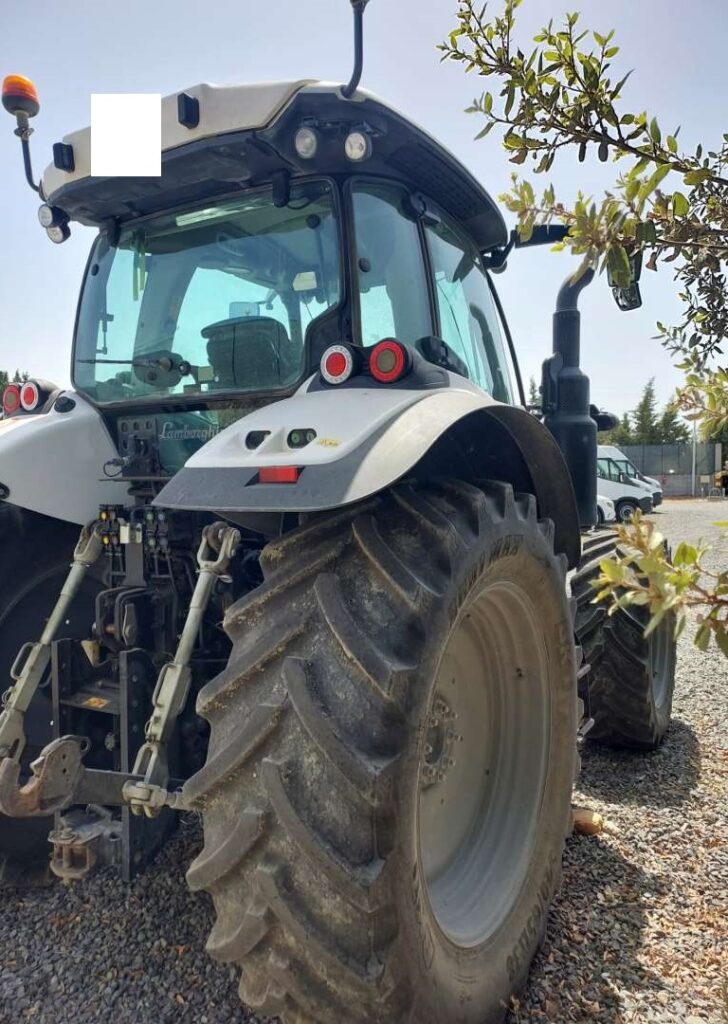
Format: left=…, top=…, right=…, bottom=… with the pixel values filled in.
left=42, top=80, right=508, bottom=252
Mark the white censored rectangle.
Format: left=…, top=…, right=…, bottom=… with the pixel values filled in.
left=91, top=94, right=161, bottom=177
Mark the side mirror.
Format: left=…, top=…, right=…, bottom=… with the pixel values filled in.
left=608, top=250, right=643, bottom=312
left=590, top=405, right=619, bottom=432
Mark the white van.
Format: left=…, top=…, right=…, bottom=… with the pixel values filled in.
left=597, top=494, right=616, bottom=525
left=597, top=454, right=654, bottom=522
left=598, top=445, right=663, bottom=507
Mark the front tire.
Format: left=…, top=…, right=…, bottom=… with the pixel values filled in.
left=186, top=480, right=578, bottom=1024
left=572, top=530, right=676, bottom=749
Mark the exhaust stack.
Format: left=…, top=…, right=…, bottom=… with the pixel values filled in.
left=541, top=268, right=598, bottom=530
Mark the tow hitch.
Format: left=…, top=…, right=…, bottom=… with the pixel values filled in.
left=0, top=519, right=239, bottom=878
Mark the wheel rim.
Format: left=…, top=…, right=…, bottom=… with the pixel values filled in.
left=417, top=579, right=551, bottom=948
left=619, top=504, right=636, bottom=522
left=649, top=615, right=673, bottom=708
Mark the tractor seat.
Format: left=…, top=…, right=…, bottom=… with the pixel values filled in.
left=202, top=316, right=299, bottom=390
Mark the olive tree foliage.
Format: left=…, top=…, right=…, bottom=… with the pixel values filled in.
left=440, top=0, right=728, bottom=412
left=595, top=513, right=728, bottom=659
left=440, top=0, right=728, bottom=655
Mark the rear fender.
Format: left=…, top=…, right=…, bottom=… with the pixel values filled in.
left=0, top=393, right=129, bottom=525
left=156, top=376, right=580, bottom=566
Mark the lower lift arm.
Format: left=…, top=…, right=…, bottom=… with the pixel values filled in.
left=0, top=521, right=239, bottom=820
left=0, top=521, right=104, bottom=761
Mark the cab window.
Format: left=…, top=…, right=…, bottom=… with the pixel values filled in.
left=351, top=182, right=432, bottom=348
left=425, top=218, right=514, bottom=402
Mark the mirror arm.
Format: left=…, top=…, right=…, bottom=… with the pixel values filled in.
left=342, top=0, right=370, bottom=99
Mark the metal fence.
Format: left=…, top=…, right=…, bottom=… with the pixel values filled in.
left=620, top=443, right=723, bottom=497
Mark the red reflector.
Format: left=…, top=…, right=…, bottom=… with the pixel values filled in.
left=320, top=344, right=355, bottom=385
left=326, top=352, right=347, bottom=378
left=2, top=384, right=21, bottom=415
left=259, top=466, right=300, bottom=484
left=369, top=339, right=408, bottom=383
left=20, top=381, right=40, bottom=411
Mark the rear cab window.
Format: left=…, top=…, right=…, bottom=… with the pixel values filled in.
left=351, top=181, right=432, bottom=348
left=424, top=216, right=514, bottom=402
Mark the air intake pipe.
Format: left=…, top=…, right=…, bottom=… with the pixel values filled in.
left=541, top=268, right=597, bottom=529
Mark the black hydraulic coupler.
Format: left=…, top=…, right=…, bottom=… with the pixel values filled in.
left=541, top=268, right=597, bottom=530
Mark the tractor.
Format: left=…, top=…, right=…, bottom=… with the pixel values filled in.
left=0, top=3, right=676, bottom=1021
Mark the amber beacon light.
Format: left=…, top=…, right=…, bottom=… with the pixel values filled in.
left=2, top=74, right=40, bottom=118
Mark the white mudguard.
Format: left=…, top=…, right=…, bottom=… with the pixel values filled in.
left=0, top=393, right=129, bottom=525
left=155, top=374, right=497, bottom=514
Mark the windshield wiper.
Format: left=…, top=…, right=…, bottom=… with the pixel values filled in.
left=77, top=354, right=191, bottom=374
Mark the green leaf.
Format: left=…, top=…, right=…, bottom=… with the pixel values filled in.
left=474, top=121, right=494, bottom=140
left=649, top=117, right=661, bottom=144
left=673, top=541, right=698, bottom=566
left=604, top=46, right=619, bottom=58
left=666, top=135, right=678, bottom=154
left=694, top=621, right=711, bottom=652
left=637, top=163, right=671, bottom=205
left=599, top=557, right=624, bottom=583
left=606, top=245, right=631, bottom=288
left=672, top=191, right=689, bottom=217
left=504, top=82, right=516, bottom=117
left=715, top=628, right=728, bottom=659
left=683, top=168, right=711, bottom=185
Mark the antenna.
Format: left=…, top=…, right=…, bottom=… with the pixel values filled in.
left=342, top=0, right=370, bottom=99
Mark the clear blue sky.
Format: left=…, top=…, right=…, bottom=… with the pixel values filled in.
left=1, top=0, right=725, bottom=415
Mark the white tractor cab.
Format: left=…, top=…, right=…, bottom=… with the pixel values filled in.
left=598, top=444, right=663, bottom=508
left=597, top=451, right=654, bottom=522
left=0, top=7, right=677, bottom=1022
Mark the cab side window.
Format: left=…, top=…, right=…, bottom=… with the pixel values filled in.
left=425, top=218, right=514, bottom=402
left=351, top=183, right=432, bottom=348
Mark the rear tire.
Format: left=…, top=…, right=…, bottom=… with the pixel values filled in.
left=572, top=530, right=676, bottom=750
left=186, top=480, right=578, bottom=1024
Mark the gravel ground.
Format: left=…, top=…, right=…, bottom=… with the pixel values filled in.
left=0, top=499, right=726, bottom=1024
left=508, top=500, right=728, bottom=1024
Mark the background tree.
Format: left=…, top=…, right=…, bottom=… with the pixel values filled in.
left=442, top=1, right=727, bottom=655
left=657, top=402, right=691, bottom=444
left=631, top=379, right=660, bottom=444
left=527, top=375, right=541, bottom=408
left=599, top=381, right=692, bottom=445
left=600, top=412, right=632, bottom=446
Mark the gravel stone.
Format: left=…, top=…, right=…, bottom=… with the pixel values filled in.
left=0, top=500, right=725, bottom=1024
